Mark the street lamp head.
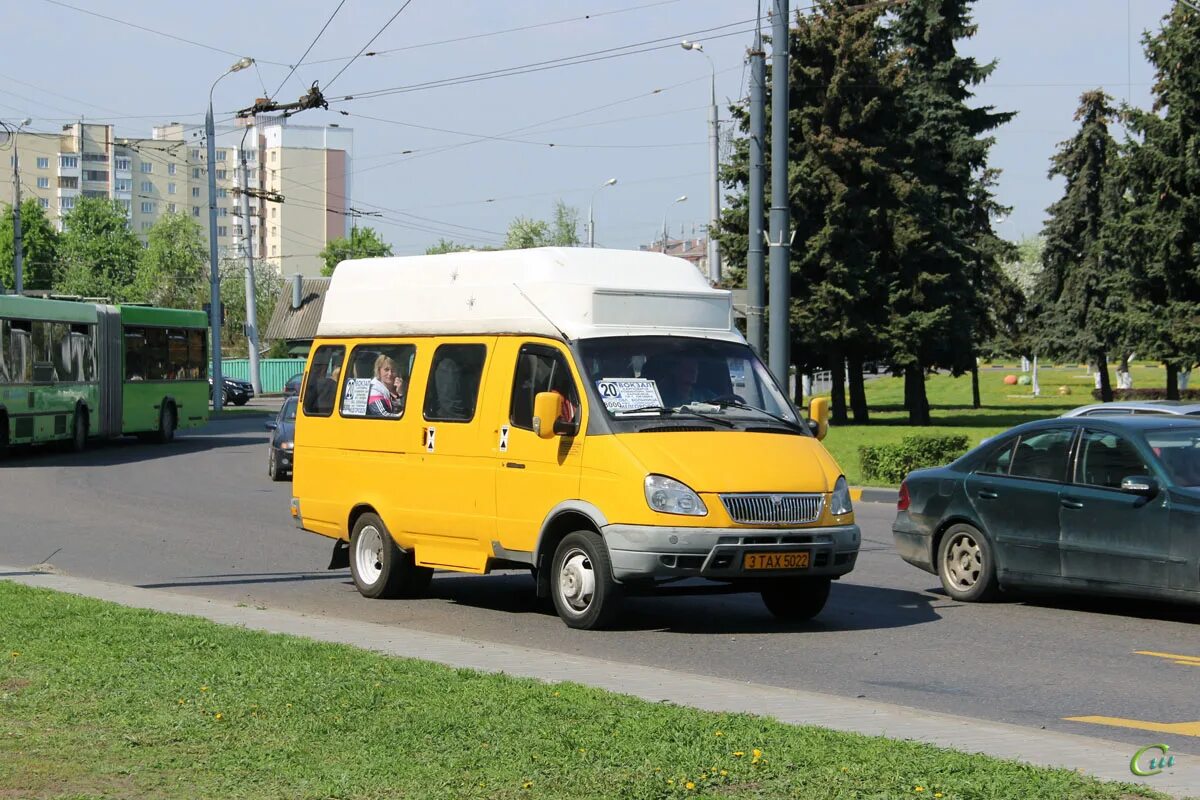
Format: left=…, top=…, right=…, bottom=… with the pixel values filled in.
left=603, top=177, right=617, bottom=187
left=675, top=195, right=687, bottom=203
left=19, top=118, right=31, bottom=127
left=230, top=57, right=255, bottom=73
left=680, top=40, right=703, bottom=52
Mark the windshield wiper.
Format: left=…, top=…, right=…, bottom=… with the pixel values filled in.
left=615, top=405, right=736, bottom=428
left=695, top=398, right=806, bottom=433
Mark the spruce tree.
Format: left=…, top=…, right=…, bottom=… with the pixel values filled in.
left=1032, top=90, right=1122, bottom=402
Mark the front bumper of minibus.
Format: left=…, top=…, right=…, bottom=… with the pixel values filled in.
left=602, top=523, right=861, bottom=582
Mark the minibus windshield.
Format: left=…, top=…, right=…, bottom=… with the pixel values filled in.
left=578, top=336, right=799, bottom=428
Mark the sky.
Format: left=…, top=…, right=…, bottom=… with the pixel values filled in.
left=0, top=0, right=1178, bottom=257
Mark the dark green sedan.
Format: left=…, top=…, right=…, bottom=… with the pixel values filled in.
left=893, top=416, right=1200, bottom=605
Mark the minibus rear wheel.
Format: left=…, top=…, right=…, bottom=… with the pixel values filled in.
left=551, top=531, right=622, bottom=630
left=350, top=513, right=432, bottom=599
left=761, top=577, right=831, bottom=621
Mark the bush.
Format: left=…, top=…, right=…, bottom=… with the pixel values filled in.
left=859, top=434, right=971, bottom=485
left=1090, top=388, right=1200, bottom=400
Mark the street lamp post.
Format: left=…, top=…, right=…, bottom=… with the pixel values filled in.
left=4, top=117, right=33, bottom=295
left=207, top=56, right=253, bottom=414
left=587, top=177, right=617, bottom=248
left=681, top=40, right=721, bottom=284
left=661, top=194, right=687, bottom=254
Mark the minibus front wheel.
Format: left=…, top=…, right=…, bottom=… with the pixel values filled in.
left=350, top=512, right=433, bottom=599
left=551, top=531, right=622, bottom=630
left=761, top=577, right=831, bottom=622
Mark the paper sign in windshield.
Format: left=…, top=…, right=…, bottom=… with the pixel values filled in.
left=342, top=378, right=372, bottom=417
left=596, top=378, right=664, bottom=412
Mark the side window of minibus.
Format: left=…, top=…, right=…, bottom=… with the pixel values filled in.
left=339, top=343, right=416, bottom=420
left=510, top=346, right=579, bottom=430
left=424, top=344, right=487, bottom=422
left=302, top=344, right=345, bottom=417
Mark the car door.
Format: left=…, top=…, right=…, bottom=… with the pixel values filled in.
left=493, top=340, right=585, bottom=558
left=1060, top=428, right=1171, bottom=588
left=964, top=427, right=1076, bottom=580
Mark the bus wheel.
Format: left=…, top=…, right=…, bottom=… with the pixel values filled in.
left=0, top=415, right=8, bottom=459
left=71, top=408, right=88, bottom=453
left=349, top=512, right=432, bottom=599
left=551, top=531, right=622, bottom=630
left=155, top=404, right=176, bottom=444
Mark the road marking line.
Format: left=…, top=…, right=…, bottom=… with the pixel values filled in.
left=1135, top=650, right=1200, bottom=667
left=1066, top=715, right=1200, bottom=738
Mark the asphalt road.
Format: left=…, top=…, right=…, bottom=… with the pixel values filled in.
left=2, top=414, right=1197, bottom=757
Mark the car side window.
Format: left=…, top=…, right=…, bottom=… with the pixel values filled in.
left=302, top=344, right=345, bottom=417
left=510, top=345, right=580, bottom=430
left=1074, top=429, right=1149, bottom=489
left=1008, top=428, right=1075, bottom=482
left=424, top=343, right=487, bottom=422
left=977, top=438, right=1016, bottom=475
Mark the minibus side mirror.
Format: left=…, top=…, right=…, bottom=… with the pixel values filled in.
left=808, top=396, right=830, bottom=441
left=532, top=392, right=562, bottom=439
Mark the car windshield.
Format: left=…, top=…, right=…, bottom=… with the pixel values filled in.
left=1146, top=428, right=1200, bottom=486
left=577, top=336, right=799, bottom=428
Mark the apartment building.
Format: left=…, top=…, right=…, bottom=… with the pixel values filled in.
left=2, top=118, right=351, bottom=277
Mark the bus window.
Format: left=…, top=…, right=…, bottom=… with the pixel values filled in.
left=145, top=328, right=168, bottom=381
left=168, top=329, right=189, bottom=380
left=303, top=345, right=345, bottom=417
left=188, top=329, right=207, bottom=379
left=124, top=327, right=147, bottom=380
left=0, top=320, right=8, bottom=383
left=8, top=321, right=32, bottom=384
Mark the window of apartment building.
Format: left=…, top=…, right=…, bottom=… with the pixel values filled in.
left=141, top=221, right=152, bottom=232
left=60, top=197, right=75, bottom=210
left=271, top=226, right=277, bottom=236
left=216, top=150, right=227, bottom=162
left=244, top=150, right=256, bottom=163
left=167, top=163, right=176, bottom=176
left=233, top=224, right=243, bottom=238
left=60, top=155, right=78, bottom=168
left=271, top=244, right=277, bottom=255
left=36, top=177, right=49, bottom=189
left=218, top=207, right=228, bottom=217
left=140, top=181, right=153, bottom=193
left=118, top=199, right=131, bottom=215
left=83, top=170, right=108, bottom=182
left=59, top=176, right=78, bottom=189
left=140, top=162, right=152, bottom=173
left=168, top=203, right=176, bottom=214
left=167, top=182, right=176, bottom=195
left=115, top=157, right=130, bottom=171
left=218, top=188, right=227, bottom=198
left=191, top=187, right=200, bottom=198
left=218, top=226, right=228, bottom=238
left=36, top=157, right=49, bottom=169
left=192, top=167, right=202, bottom=179
left=192, top=206, right=200, bottom=217
left=38, top=198, right=49, bottom=209
left=215, top=169, right=227, bottom=180
left=141, top=201, right=154, bottom=214
left=270, top=151, right=277, bottom=162
left=190, top=149, right=201, bottom=160
left=115, top=178, right=131, bottom=192
left=270, top=206, right=277, bottom=219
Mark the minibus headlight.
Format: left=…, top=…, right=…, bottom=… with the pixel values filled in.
left=830, top=475, right=853, bottom=516
left=644, top=475, right=707, bottom=516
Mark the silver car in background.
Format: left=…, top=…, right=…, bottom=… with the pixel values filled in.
left=1062, top=400, right=1200, bottom=418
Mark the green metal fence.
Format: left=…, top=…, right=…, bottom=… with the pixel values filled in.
left=219, top=358, right=307, bottom=394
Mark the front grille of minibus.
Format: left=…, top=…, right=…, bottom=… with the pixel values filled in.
left=719, top=493, right=824, bottom=525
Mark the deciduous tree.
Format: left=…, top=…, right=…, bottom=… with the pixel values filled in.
left=0, top=198, right=59, bottom=292
left=319, top=226, right=392, bottom=277
left=55, top=197, right=141, bottom=299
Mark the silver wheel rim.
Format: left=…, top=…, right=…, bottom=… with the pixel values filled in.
left=268, top=451, right=275, bottom=476
left=944, top=532, right=983, bottom=590
left=557, top=547, right=596, bottom=615
left=355, top=525, right=385, bottom=586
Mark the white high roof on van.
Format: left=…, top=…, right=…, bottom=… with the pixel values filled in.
left=316, top=247, right=739, bottom=342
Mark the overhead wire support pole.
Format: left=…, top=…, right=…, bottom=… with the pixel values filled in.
left=3, top=118, right=30, bottom=295
left=746, top=14, right=767, bottom=357
left=767, top=0, right=791, bottom=389
left=238, top=125, right=261, bottom=396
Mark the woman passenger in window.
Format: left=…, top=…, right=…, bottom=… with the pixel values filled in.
left=367, top=354, right=404, bottom=417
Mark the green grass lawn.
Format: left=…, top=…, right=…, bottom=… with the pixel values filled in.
left=0, top=582, right=1165, bottom=800
left=821, top=365, right=1167, bottom=487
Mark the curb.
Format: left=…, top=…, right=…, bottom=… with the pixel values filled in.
left=850, top=487, right=898, bottom=505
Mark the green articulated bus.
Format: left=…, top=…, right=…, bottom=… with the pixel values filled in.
left=0, top=296, right=210, bottom=455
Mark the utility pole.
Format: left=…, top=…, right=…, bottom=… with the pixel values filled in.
left=767, top=0, right=791, bottom=387
left=746, top=26, right=767, bottom=357
left=5, top=118, right=30, bottom=294
left=238, top=133, right=261, bottom=395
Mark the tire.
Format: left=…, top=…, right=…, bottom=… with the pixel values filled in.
left=71, top=407, right=88, bottom=453
left=349, top=512, right=433, bottom=599
left=155, top=404, right=176, bottom=444
left=761, top=577, right=831, bottom=621
left=268, top=449, right=286, bottom=481
left=550, top=531, right=622, bottom=630
left=233, top=396, right=249, bottom=407
left=937, top=523, right=1000, bottom=602
left=0, top=415, right=8, bottom=459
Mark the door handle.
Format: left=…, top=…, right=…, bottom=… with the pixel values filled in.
left=977, top=490, right=999, bottom=500
left=1060, top=498, right=1084, bottom=509
left=504, top=462, right=526, bottom=470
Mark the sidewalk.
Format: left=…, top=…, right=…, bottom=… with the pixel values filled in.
left=1, top=566, right=1194, bottom=797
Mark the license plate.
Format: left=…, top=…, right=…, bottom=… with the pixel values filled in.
left=743, top=551, right=810, bottom=570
